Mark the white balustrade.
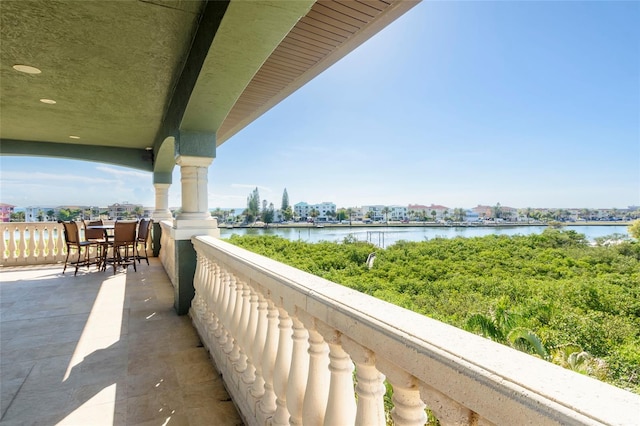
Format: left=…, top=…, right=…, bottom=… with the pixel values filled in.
left=159, top=220, right=176, bottom=285
left=1, top=222, right=67, bottom=266
left=189, top=235, right=640, bottom=426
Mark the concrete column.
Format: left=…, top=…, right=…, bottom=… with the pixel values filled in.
left=175, top=155, right=213, bottom=221
left=169, top=131, right=220, bottom=315
left=152, top=183, right=173, bottom=221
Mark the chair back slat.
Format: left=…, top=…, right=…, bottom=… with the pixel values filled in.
left=62, top=221, right=81, bottom=244
left=85, top=220, right=105, bottom=240
left=114, top=221, right=137, bottom=244
left=137, top=218, right=152, bottom=242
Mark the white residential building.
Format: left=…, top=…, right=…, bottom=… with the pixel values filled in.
left=294, top=201, right=336, bottom=221
left=24, top=206, right=57, bottom=222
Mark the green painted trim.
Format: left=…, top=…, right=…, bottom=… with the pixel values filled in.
left=152, top=1, right=230, bottom=156
left=0, top=139, right=153, bottom=171
left=175, top=131, right=216, bottom=158
left=174, top=239, right=197, bottom=315
left=153, top=172, right=172, bottom=185
left=153, top=136, right=176, bottom=176
left=182, top=0, right=316, bottom=134
left=152, top=222, right=162, bottom=257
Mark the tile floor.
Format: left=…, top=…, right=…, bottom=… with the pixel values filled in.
left=0, top=259, right=244, bottom=426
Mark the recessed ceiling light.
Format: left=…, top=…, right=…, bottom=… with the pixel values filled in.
left=13, top=64, right=41, bottom=74
left=69, top=135, right=80, bottom=139
left=40, top=98, right=56, bottom=104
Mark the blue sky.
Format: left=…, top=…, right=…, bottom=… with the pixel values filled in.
left=2, top=1, right=639, bottom=210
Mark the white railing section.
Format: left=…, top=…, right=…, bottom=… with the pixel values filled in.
left=1, top=221, right=68, bottom=266
left=1, top=220, right=153, bottom=268
left=190, top=236, right=640, bottom=426
left=159, top=220, right=176, bottom=287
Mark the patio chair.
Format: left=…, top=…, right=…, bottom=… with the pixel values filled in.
left=60, top=220, right=92, bottom=276
left=135, top=218, right=152, bottom=265
left=104, top=220, right=138, bottom=274
left=84, top=219, right=108, bottom=269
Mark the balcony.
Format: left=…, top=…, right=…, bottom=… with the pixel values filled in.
left=0, top=255, right=243, bottom=425
left=2, top=221, right=639, bottom=425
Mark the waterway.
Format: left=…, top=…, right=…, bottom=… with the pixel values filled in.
left=220, top=225, right=630, bottom=248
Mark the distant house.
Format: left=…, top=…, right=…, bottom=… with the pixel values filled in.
left=108, top=202, right=150, bottom=220
left=24, top=206, right=57, bottom=222
left=408, top=204, right=450, bottom=220
left=465, top=210, right=480, bottom=222
left=0, top=203, right=15, bottom=222
left=294, top=201, right=336, bottom=221
left=472, top=204, right=517, bottom=220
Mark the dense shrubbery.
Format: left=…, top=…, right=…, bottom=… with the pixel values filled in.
left=226, top=229, right=640, bottom=393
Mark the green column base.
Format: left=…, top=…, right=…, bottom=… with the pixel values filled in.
left=152, top=222, right=162, bottom=257
left=174, top=239, right=197, bottom=315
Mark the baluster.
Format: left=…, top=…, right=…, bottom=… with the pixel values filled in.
left=250, top=292, right=268, bottom=401
left=18, top=226, right=26, bottom=264
left=190, top=252, right=203, bottom=334
left=1, top=226, right=8, bottom=263
left=222, top=273, right=238, bottom=355
left=302, top=326, right=330, bottom=426
left=317, top=324, right=356, bottom=426
left=198, top=255, right=211, bottom=329
left=35, top=226, right=45, bottom=262
left=216, top=270, right=232, bottom=348
left=206, top=262, right=220, bottom=346
left=45, top=224, right=55, bottom=262
left=272, top=308, right=293, bottom=426
left=192, top=252, right=205, bottom=319
left=229, top=277, right=245, bottom=365
left=201, top=255, right=214, bottom=340
left=378, top=361, right=426, bottom=426
left=212, top=264, right=226, bottom=339
left=200, top=256, right=214, bottom=340
left=287, top=317, right=309, bottom=426
left=8, top=226, right=16, bottom=263
left=341, top=337, right=386, bottom=426
left=56, top=225, right=66, bottom=262
left=50, top=225, right=59, bottom=261
left=241, top=288, right=259, bottom=390
left=258, top=299, right=279, bottom=420
left=234, top=282, right=252, bottom=376
left=28, top=225, right=37, bottom=263
left=420, top=383, right=484, bottom=426
left=203, top=256, right=213, bottom=309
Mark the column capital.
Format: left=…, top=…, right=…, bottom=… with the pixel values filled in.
left=176, top=155, right=214, bottom=168
left=152, top=182, right=173, bottom=221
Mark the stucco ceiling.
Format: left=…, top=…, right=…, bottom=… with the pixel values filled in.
left=0, top=0, right=419, bottom=172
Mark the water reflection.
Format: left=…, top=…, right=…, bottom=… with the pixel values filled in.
left=220, top=225, right=630, bottom=248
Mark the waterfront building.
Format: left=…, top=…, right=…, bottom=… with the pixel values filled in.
left=362, top=205, right=385, bottom=221
left=361, top=205, right=408, bottom=221
left=0, top=203, right=15, bottom=222
left=472, top=204, right=517, bottom=220
left=294, top=201, right=336, bottom=221
left=465, top=209, right=480, bottom=222
left=389, top=205, right=408, bottom=220
left=24, top=206, right=57, bottom=222
left=409, top=203, right=451, bottom=220
left=107, top=202, right=152, bottom=220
